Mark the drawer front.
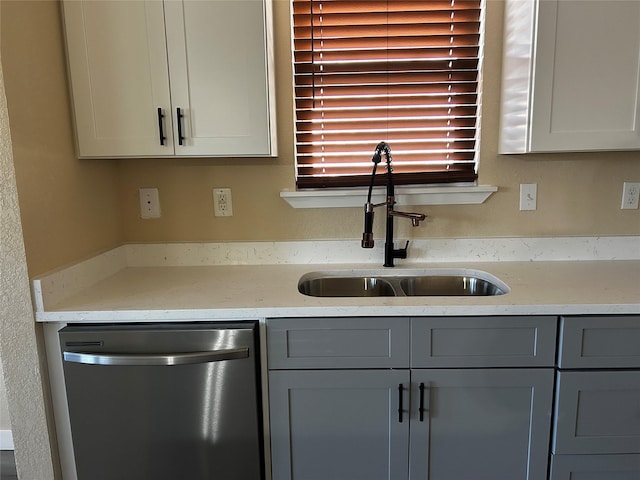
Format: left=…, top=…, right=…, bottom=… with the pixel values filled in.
left=550, top=454, right=640, bottom=480
left=559, top=316, right=640, bottom=368
left=411, top=316, right=557, bottom=367
left=266, top=317, right=409, bottom=369
left=553, top=371, right=640, bottom=454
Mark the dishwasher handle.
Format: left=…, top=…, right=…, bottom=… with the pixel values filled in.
left=63, top=347, right=249, bottom=366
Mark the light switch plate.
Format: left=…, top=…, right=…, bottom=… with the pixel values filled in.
left=519, top=184, right=537, bottom=211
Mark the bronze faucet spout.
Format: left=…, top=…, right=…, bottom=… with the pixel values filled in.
left=389, top=210, right=426, bottom=227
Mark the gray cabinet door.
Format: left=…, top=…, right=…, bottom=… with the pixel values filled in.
left=558, top=316, right=640, bottom=368
left=553, top=371, right=640, bottom=454
left=267, top=317, right=409, bottom=369
left=409, top=369, right=554, bottom=480
left=269, top=369, right=410, bottom=480
left=550, top=454, right=640, bottom=480
left=411, top=316, right=557, bottom=367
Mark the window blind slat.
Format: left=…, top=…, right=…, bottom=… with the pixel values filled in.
left=294, top=23, right=481, bottom=40
left=292, top=0, right=483, bottom=188
left=295, top=95, right=478, bottom=110
left=294, top=35, right=480, bottom=51
left=292, top=0, right=482, bottom=15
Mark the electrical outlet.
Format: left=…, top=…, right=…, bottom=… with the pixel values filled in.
left=519, top=183, right=537, bottom=211
left=621, top=182, right=640, bottom=209
left=139, top=188, right=161, bottom=219
left=213, top=188, right=233, bottom=217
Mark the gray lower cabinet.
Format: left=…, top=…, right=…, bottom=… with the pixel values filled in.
left=268, top=369, right=409, bottom=480
left=558, top=315, right=640, bottom=369
left=268, top=368, right=553, bottom=480
left=553, top=371, right=640, bottom=454
left=550, top=315, right=640, bottom=479
left=267, top=317, right=557, bottom=480
left=550, top=454, right=640, bottom=480
left=411, top=316, right=557, bottom=368
left=409, top=369, right=553, bottom=480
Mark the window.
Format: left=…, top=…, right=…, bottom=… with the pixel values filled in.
left=292, top=0, right=484, bottom=189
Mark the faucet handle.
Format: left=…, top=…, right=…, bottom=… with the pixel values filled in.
left=394, top=240, right=410, bottom=259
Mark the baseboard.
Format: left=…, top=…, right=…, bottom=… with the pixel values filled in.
left=0, top=429, right=14, bottom=450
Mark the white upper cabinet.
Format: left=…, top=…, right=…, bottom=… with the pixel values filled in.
left=62, top=1, right=172, bottom=157
left=499, top=0, right=640, bottom=154
left=61, top=0, right=276, bottom=158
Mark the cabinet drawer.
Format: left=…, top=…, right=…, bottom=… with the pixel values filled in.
left=553, top=371, right=640, bottom=454
left=559, top=316, right=640, bottom=368
left=411, top=316, right=557, bottom=367
left=266, top=318, right=409, bottom=369
left=550, top=454, right=640, bottom=480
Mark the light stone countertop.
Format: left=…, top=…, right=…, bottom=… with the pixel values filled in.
left=32, top=241, right=640, bottom=322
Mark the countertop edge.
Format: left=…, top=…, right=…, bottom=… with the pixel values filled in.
left=36, top=304, right=640, bottom=323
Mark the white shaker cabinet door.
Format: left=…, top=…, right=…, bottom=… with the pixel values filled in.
left=164, top=0, right=275, bottom=156
left=62, top=1, right=173, bottom=157
left=530, top=0, right=640, bottom=152
left=500, top=0, right=640, bottom=153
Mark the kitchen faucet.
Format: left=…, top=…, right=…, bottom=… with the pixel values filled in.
left=361, top=142, right=426, bottom=267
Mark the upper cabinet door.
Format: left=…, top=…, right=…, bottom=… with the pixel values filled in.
left=499, top=0, right=640, bottom=154
left=164, top=0, right=276, bottom=157
left=62, top=1, right=173, bottom=157
left=62, top=0, right=276, bottom=158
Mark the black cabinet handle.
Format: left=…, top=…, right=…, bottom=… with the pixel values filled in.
left=419, top=382, right=426, bottom=421
left=157, top=108, right=166, bottom=146
left=176, top=107, right=185, bottom=146
left=398, top=384, right=404, bottom=423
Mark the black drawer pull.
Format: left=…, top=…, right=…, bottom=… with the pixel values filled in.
left=419, top=382, right=426, bottom=421
left=398, top=384, right=404, bottom=422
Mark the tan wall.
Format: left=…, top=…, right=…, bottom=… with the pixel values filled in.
left=1, top=0, right=122, bottom=278
left=120, top=0, right=640, bottom=243
left=3, top=0, right=640, bottom=272
left=1, top=3, right=58, bottom=474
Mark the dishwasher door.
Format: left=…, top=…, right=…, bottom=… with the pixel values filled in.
left=59, top=321, right=263, bottom=480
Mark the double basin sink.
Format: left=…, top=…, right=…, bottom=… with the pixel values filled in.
left=298, top=268, right=509, bottom=297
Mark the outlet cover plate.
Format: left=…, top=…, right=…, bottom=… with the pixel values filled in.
left=621, top=182, right=640, bottom=209
left=139, top=188, right=160, bottom=219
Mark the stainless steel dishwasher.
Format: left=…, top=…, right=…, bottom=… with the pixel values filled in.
left=59, top=321, right=264, bottom=480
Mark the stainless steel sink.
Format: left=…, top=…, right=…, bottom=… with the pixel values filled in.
left=298, top=276, right=396, bottom=297
left=399, top=275, right=506, bottom=296
left=298, top=269, right=509, bottom=297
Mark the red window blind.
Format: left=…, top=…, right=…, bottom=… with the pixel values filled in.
left=292, top=0, right=483, bottom=189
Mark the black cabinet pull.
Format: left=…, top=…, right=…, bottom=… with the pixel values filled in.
left=398, top=384, right=404, bottom=423
left=419, top=382, right=426, bottom=422
left=157, top=108, right=166, bottom=146
left=176, top=107, right=185, bottom=146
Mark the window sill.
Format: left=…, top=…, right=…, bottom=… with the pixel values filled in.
left=280, top=185, right=497, bottom=209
